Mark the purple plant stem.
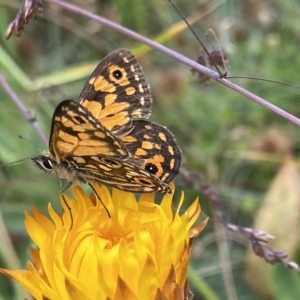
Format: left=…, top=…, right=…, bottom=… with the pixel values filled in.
left=47, top=0, right=300, bottom=126
left=0, top=75, right=48, bottom=145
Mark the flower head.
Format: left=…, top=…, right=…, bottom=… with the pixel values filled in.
left=0, top=183, right=207, bottom=300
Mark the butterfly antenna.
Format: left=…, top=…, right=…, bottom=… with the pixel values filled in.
left=0, top=135, right=40, bottom=168
left=167, top=0, right=225, bottom=77
left=18, top=135, right=42, bottom=151
left=0, top=156, right=34, bottom=168
left=89, top=183, right=111, bottom=218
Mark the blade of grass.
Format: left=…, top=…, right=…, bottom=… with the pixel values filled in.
left=188, top=266, right=220, bottom=300
left=0, top=45, right=32, bottom=90
left=31, top=61, right=99, bottom=91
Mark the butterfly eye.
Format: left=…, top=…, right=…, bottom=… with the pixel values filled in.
left=42, top=157, right=53, bottom=170
left=145, top=163, right=158, bottom=175
left=112, top=70, right=123, bottom=79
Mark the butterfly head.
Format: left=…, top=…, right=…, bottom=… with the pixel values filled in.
left=31, top=151, right=56, bottom=174
left=32, top=150, right=87, bottom=188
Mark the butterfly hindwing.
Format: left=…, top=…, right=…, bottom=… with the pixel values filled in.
left=121, top=120, right=181, bottom=183
left=78, top=48, right=152, bottom=136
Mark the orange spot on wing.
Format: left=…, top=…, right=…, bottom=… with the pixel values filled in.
left=138, top=83, right=144, bottom=93
left=78, top=133, right=90, bottom=140
left=126, top=87, right=136, bottom=95
left=100, top=112, right=129, bottom=131
left=168, top=145, right=174, bottom=155
left=89, top=77, right=96, bottom=84
left=94, top=131, right=106, bottom=139
left=161, top=173, right=169, bottom=181
left=74, top=157, right=86, bottom=164
left=72, top=123, right=95, bottom=132
left=158, top=132, right=167, bottom=142
left=100, top=102, right=130, bottom=117
left=142, top=141, right=153, bottom=149
left=56, top=137, right=78, bottom=153
left=104, top=94, right=117, bottom=107
left=93, top=76, right=116, bottom=92
left=135, top=148, right=147, bottom=156
left=81, top=100, right=103, bottom=119
left=121, top=135, right=137, bottom=143
left=170, top=158, right=175, bottom=169
left=73, top=145, right=106, bottom=156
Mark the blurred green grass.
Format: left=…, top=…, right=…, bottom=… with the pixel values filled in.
left=1, top=0, right=300, bottom=299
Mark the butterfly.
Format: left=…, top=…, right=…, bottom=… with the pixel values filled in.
left=32, top=48, right=181, bottom=194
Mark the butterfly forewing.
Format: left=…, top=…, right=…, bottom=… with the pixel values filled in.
left=78, top=48, right=152, bottom=137
left=49, top=100, right=129, bottom=162
left=121, top=120, right=181, bottom=183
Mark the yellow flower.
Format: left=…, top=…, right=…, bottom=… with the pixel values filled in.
left=0, top=183, right=207, bottom=300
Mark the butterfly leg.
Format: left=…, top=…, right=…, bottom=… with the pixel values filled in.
left=88, top=183, right=111, bottom=218
left=60, top=193, right=74, bottom=230
left=57, top=179, right=74, bottom=229
left=59, top=179, right=72, bottom=193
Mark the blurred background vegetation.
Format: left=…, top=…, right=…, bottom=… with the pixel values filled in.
left=1, top=0, right=300, bottom=299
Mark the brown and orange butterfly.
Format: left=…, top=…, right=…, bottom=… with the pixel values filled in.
left=32, top=49, right=181, bottom=194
